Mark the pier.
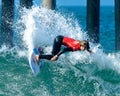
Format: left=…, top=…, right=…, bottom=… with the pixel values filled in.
left=0, top=0, right=119, bottom=50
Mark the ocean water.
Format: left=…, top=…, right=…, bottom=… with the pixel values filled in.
left=0, top=6, right=120, bottom=96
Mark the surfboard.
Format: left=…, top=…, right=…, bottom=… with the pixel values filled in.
left=29, top=48, right=42, bottom=75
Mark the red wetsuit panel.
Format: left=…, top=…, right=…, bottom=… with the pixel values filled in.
left=62, top=36, right=80, bottom=51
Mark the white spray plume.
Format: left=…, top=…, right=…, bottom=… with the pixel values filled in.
left=18, top=6, right=120, bottom=73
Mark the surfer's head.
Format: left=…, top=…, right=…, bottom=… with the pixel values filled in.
left=80, top=40, right=92, bottom=53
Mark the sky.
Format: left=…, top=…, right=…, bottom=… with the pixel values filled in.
left=36, top=0, right=114, bottom=6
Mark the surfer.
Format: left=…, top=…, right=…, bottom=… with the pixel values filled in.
left=35, top=35, right=92, bottom=62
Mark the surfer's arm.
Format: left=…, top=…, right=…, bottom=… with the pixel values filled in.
left=57, top=48, right=73, bottom=57
left=51, top=48, right=73, bottom=61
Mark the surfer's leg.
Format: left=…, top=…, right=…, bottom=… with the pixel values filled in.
left=39, top=54, right=53, bottom=60
left=35, top=46, right=52, bottom=60
left=38, top=47, right=44, bottom=54
left=35, top=35, right=63, bottom=61
left=52, top=35, right=63, bottom=55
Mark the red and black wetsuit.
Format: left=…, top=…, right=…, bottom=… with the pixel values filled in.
left=40, top=35, right=81, bottom=60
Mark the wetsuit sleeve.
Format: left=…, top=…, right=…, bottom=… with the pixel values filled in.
left=57, top=48, right=73, bottom=57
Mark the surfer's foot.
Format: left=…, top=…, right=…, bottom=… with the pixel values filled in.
left=33, top=48, right=40, bottom=65
left=35, top=55, right=40, bottom=64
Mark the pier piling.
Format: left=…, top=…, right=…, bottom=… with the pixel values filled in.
left=86, top=0, right=100, bottom=43
left=1, top=0, right=14, bottom=47
left=115, top=0, right=120, bottom=50
left=20, top=0, right=33, bottom=9
left=42, top=0, right=56, bottom=10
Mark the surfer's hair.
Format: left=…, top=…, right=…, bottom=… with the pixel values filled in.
left=80, top=40, right=90, bottom=50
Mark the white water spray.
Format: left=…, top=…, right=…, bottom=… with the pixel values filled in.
left=19, top=7, right=86, bottom=51
left=18, top=6, right=120, bottom=73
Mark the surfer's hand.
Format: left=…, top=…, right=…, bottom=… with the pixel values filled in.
left=51, top=55, right=58, bottom=61
left=87, top=49, right=93, bottom=54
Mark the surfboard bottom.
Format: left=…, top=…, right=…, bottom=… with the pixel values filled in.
left=29, top=48, right=42, bottom=75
